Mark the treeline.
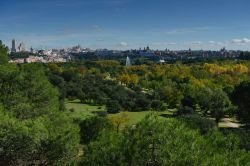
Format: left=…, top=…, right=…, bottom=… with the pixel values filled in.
left=48, top=64, right=165, bottom=113
left=239, top=51, right=250, bottom=60
left=81, top=115, right=250, bottom=165
left=9, top=52, right=42, bottom=59
left=0, top=64, right=79, bottom=165
left=0, top=62, right=249, bottom=165
left=47, top=60, right=250, bottom=126
left=0, top=40, right=250, bottom=165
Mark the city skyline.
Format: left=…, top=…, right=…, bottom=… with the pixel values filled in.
left=1, top=0, right=250, bottom=50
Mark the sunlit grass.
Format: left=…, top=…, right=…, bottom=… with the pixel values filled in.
left=65, top=99, right=105, bottom=121
left=65, top=100, right=240, bottom=129
left=65, top=99, right=176, bottom=126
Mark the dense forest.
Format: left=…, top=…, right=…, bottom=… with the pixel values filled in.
left=0, top=41, right=250, bottom=165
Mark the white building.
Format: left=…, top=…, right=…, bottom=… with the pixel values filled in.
left=17, top=42, right=26, bottom=52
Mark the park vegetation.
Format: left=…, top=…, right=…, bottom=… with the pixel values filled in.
left=0, top=41, right=250, bottom=165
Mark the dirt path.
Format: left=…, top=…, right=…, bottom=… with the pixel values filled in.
left=219, top=118, right=241, bottom=128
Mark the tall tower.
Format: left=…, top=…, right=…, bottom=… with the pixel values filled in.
left=126, top=56, right=131, bottom=67
left=11, top=39, right=16, bottom=52
left=18, top=42, right=26, bottom=52
left=30, top=47, right=34, bottom=53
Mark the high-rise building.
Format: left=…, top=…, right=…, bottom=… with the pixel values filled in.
left=30, top=47, right=34, bottom=53
left=11, top=39, right=16, bottom=52
left=17, top=42, right=26, bottom=52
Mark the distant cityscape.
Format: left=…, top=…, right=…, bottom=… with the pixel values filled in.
left=8, top=38, right=248, bottom=64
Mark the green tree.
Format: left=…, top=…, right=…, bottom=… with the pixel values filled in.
left=0, top=64, right=80, bottom=165
left=107, top=100, right=122, bottom=113
left=0, top=64, right=59, bottom=119
left=0, top=41, right=8, bottom=64
left=110, top=112, right=129, bottom=133
left=79, top=116, right=113, bottom=144
left=194, top=88, right=231, bottom=124
left=81, top=114, right=250, bottom=165
left=232, top=81, right=250, bottom=129
left=210, top=90, right=231, bottom=124
left=151, top=100, right=165, bottom=111
left=194, top=88, right=214, bottom=115
left=156, top=84, right=183, bottom=108
left=81, top=132, right=125, bottom=166
left=0, top=109, right=80, bottom=165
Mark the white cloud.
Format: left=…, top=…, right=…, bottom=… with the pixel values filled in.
left=165, top=42, right=177, bottom=45
left=164, top=30, right=179, bottom=35
left=119, top=42, right=128, bottom=47
left=190, top=41, right=202, bottom=45
left=164, top=29, right=195, bottom=35
left=152, top=42, right=177, bottom=46
left=231, top=38, right=250, bottom=45
left=163, top=27, right=216, bottom=35
left=209, top=41, right=216, bottom=44
left=209, top=41, right=223, bottom=46
left=184, top=41, right=203, bottom=48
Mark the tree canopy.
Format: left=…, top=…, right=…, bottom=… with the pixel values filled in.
left=232, top=81, right=250, bottom=128
left=0, top=40, right=8, bottom=64
left=0, top=64, right=80, bottom=165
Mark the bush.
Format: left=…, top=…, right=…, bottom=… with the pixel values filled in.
left=179, top=114, right=217, bottom=134
left=92, top=111, right=108, bottom=117
left=81, top=114, right=250, bottom=165
left=106, top=100, right=122, bottom=113
left=151, top=100, right=165, bottom=111
left=174, top=106, right=195, bottom=116
left=79, top=116, right=113, bottom=144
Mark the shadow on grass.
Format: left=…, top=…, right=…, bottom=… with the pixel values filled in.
left=67, top=100, right=82, bottom=104
left=67, top=100, right=102, bottom=107
left=159, top=113, right=174, bottom=118
left=220, top=125, right=248, bottom=133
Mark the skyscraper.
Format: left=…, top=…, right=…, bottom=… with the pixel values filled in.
left=17, top=42, right=26, bottom=52
left=11, top=39, right=16, bottom=52
left=30, top=47, right=34, bottom=53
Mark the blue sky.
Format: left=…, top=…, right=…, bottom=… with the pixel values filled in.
left=1, top=0, right=250, bottom=50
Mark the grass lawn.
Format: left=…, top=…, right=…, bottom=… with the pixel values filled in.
left=108, top=111, right=151, bottom=126
left=108, top=110, right=175, bottom=128
left=65, top=100, right=240, bottom=129
left=65, top=99, right=175, bottom=126
left=65, top=99, right=106, bottom=121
